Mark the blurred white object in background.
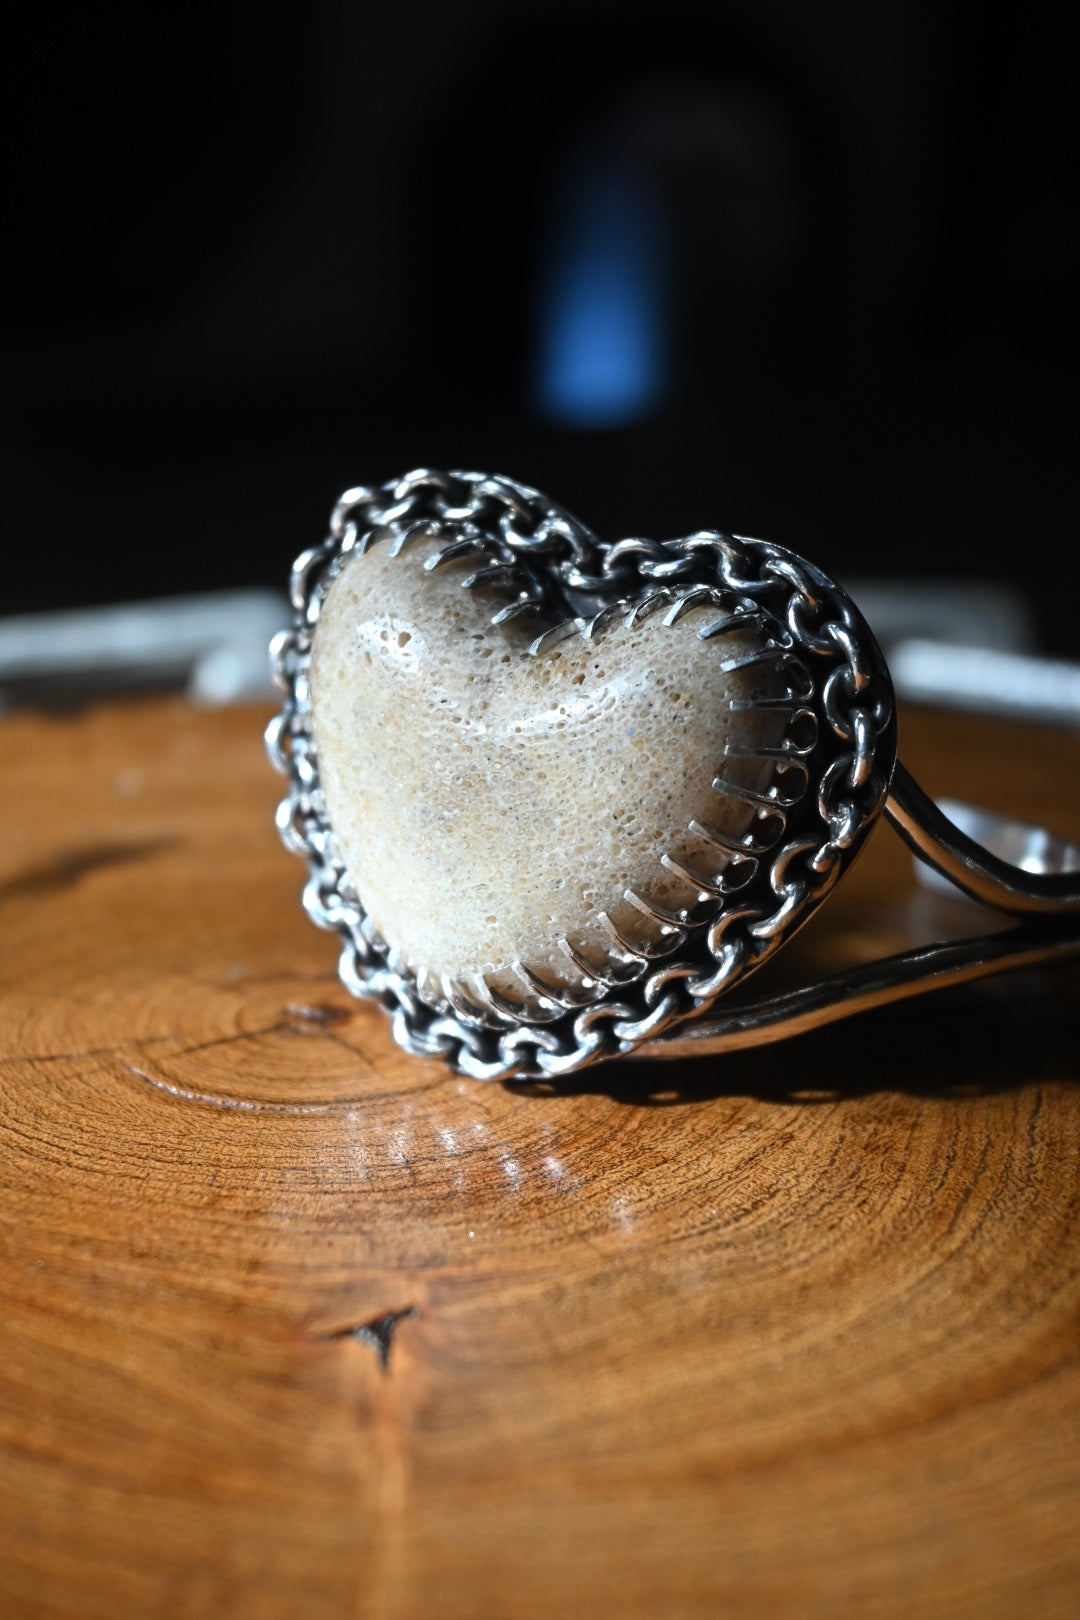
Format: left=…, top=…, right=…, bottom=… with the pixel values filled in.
left=890, top=640, right=1080, bottom=726
left=0, top=579, right=1077, bottom=722
left=0, top=591, right=288, bottom=708
left=844, top=579, right=1037, bottom=656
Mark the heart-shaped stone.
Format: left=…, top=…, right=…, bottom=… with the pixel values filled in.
left=271, top=469, right=898, bottom=1075
left=309, top=532, right=785, bottom=1011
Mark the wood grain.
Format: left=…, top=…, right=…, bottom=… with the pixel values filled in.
left=1, top=696, right=1079, bottom=1619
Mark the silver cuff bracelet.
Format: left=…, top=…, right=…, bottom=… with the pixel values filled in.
left=267, top=468, right=1080, bottom=1080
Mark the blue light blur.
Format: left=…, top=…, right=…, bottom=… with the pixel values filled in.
left=535, top=163, right=668, bottom=430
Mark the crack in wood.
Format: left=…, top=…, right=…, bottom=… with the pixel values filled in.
left=0, top=837, right=178, bottom=902
left=322, top=1309, right=417, bottom=1372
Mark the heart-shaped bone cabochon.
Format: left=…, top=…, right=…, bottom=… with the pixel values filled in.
left=309, top=532, right=785, bottom=1014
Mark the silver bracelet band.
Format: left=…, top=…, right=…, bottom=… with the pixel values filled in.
left=268, top=469, right=1080, bottom=1080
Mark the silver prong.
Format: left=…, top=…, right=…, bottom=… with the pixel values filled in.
left=442, top=976, right=498, bottom=1028
left=697, top=611, right=762, bottom=641
left=720, top=645, right=790, bottom=675
left=389, top=518, right=444, bottom=557
left=415, top=966, right=447, bottom=1010
left=557, top=937, right=645, bottom=989
left=424, top=535, right=489, bottom=570
left=713, top=763, right=808, bottom=809
left=469, top=974, right=528, bottom=1026
left=462, top=562, right=521, bottom=590
left=660, top=852, right=726, bottom=899
left=491, top=597, right=541, bottom=626
left=690, top=814, right=786, bottom=855
left=507, top=962, right=570, bottom=1021
left=660, top=850, right=758, bottom=898
left=623, top=887, right=707, bottom=929
left=729, top=695, right=796, bottom=712
left=661, top=587, right=719, bottom=627
left=623, top=591, right=673, bottom=629
left=581, top=601, right=628, bottom=641
left=529, top=619, right=584, bottom=657
left=726, top=730, right=816, bottom=762
left=599, top=911, right=687, bottom=962
left=510, top=960, right=568, bottom=1008
left=511, top=959, right=601, bottom=1010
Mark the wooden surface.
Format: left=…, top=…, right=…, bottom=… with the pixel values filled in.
left=1, top=695, right=1079, bottom=1620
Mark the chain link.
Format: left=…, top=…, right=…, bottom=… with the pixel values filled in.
left=268, top=470, right=896, bottom=1078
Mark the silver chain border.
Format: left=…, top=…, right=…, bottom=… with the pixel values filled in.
left=267, top=469, right=897, bottom=1079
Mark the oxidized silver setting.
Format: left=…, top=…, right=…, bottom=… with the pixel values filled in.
left=269, top=470, right=1080, bottom=1079
left=268, top=469, right=901, bottom=1078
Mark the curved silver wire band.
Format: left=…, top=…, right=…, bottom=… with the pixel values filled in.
left=885, top=763, right=1080, bottom=914
left=642, top=764, right=1080, bottom=1060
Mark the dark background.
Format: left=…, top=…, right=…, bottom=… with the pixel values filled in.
left=3, top=2, right=1075, bottom=651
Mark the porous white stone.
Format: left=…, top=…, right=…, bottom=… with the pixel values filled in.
left=310, top=534, right=782, bottom=1008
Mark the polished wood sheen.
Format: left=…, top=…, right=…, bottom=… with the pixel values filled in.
left=1, top=696, right=1078, bottom=1620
